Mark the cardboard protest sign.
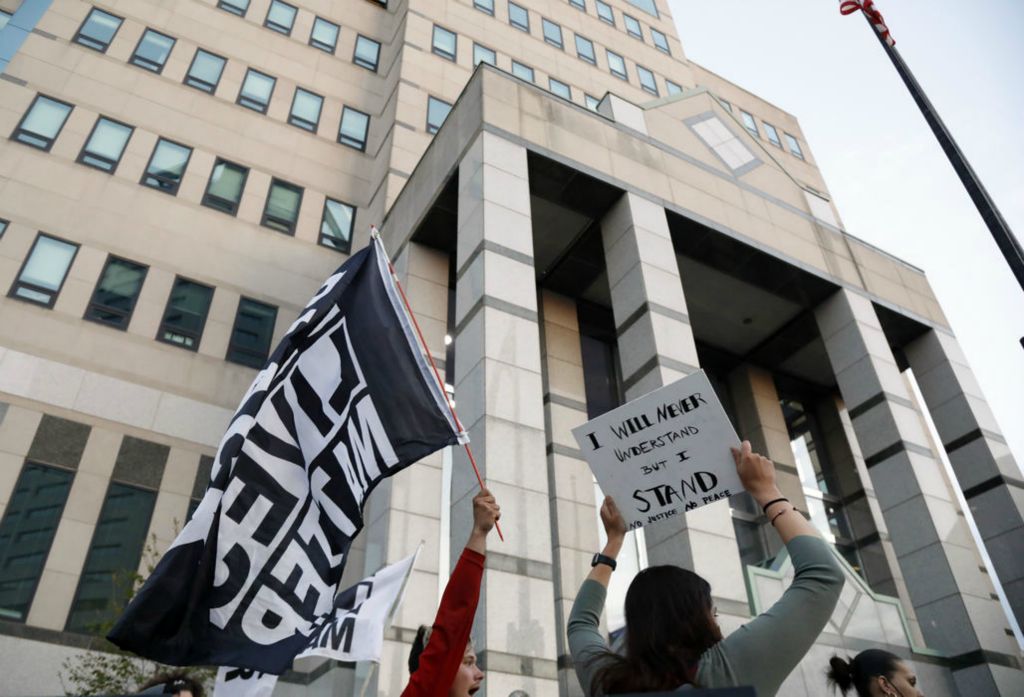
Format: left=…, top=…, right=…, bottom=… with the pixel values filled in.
left=572, top=371, right=742, bottom=530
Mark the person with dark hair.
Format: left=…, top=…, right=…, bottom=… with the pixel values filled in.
left=828, top=649, right=925, bottom=697
left=568, top=441, right=845, bottom=696
left=402, top=487, right=499, bottom=697
left=136, top=671, right=204, bottom=696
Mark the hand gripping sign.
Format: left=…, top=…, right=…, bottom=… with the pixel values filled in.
left=572, top=371, right=742, bottom=530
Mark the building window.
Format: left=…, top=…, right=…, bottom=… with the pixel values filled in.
left=158, top=277, right=214, bottom=350
left=217, top=0, right=249, bottom=16
left=637, top=66, right=658, bottom=96
left=77, top=117, right=133, bottom=173
left=626, top=0, right=659, bottom=17
left=129, top=28, right=175, bottom=73
left=508, top=2, right=529, bottom=32
left=549, top=78, right=571, bottom=100
left=237, top=69, right=276, bottom=113
left=585, top=94, right=600, bottom=111
left=141, top=138, right=192, bottom=195
left=651, top=27, right=670, bottom=54
left=511, top=60, right=534, bottom=83
left=473, top=43, right=496, bottom=67
left=85, top=256, right=148, bottom=329
left=65, top=483, right=156, bottom=633
left=0, top=463, right=75, bottom=623
left=575, top=34, right=596, bottom=64
left=0, top=219, right=7, bottom=238
left=11, top=94, right=73, bottom=151
left=596, top=0, right=615, bottom=25
left=606, top=50, right=627, bottom=80
left=73, top=8, right=123, bottom=53
left=432, top=25, right=457, bottom=61
left=624, top=14, right=643, bottom=39
left=309, top=17, right=339, bottom=53
left=202, top=159, right=249, bottom=215
left=288, top=88, right=323, bottom=132
left=785, top=133, right=805, bottom=159
left=261, top=179, right=303, bottom=235
left=473, top=0, right=494, bottom=16
left=264, top=0, right=297, bottom=35
left=9, top=233, right=79, bottom=308
left=338, top=106, right=370, bottom=150
left=426, top=96, right=452, bottom=135
left=763, top=122, right=782, bottom=148
left=320, top=198, right=355, bottom=252
left=184, top=49, right=226, bottom=93
left=353, top=35, right=380, bottom=71
left=690, top=114, right=756, bottom=171
left=739, top=109, right=759, bottom=137
left=227, top=298, right=278, bottom=368
left=719, top=97, right=732, bottom=112
left=666, top=79, right=682, bottom=96
left=542, top=19, right=563, bottom=49
left=570, top=0, right=586, bottom=10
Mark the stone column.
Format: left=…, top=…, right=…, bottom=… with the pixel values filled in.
left=815, top=288, right=1022, bottom=695
left=904, top=328, right=1024, bottom=628
left=601, top=192, right=746, bottom=606
left=452, top=132, right=558, bottom=696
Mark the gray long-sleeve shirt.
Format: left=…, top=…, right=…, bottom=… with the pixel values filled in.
left=568, top=534, right=844, bottom=696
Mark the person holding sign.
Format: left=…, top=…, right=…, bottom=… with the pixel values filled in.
left=567, top=441, right=844, bottom=696
left=402, top=487, right=500, bottom=697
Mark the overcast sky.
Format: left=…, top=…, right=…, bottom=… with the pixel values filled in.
left=667, top=0, right=1024, bottom=468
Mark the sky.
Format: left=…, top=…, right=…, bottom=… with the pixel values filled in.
left=667, top=0, right=1024, bottom=469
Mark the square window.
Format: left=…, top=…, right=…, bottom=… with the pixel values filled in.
left=310, top=17, right=339, bottom=53
left=585, top=94, right=600, bottom=111
left=432, top=25, right=457, bottom=61
left=85, top=256, right=148, bottom=329
left=637, top=66, right=658, bottom=96
left=570, top=0, right=586, bottom=10
left=426, top=96, right=452, bottom=135
left=261, top=179, right=303, bottom=235
left=184, top=49, right=226, bottom=93
left=339, top=106, right=370, bottom=150
left=763, top=122, right=782, bottom=148
left=511, top=61, right=534, bottom=83
left=606, top=50, right=627, bottom=80
left=11, top=95, right=73, bottom=151
left=73, top=8, right=123, bottom=53
left=508, top=3, right=529, bottom=32
left=474, top=0, right=494, bottom=16
left=141, top=138, right=192, bottom=195
left=549, top=78, right=571, bottom=100
left=320, top=198, right=355, bottom=252
left=237, top=68, right=276, bottom=113
left=665, top=79, right=682, bottom=96
left=130, top=28, right=176, bottom=73
left=596, top=1, right=615, bottom=25
left=624, top=14, right=643, bottom=39
left=575, top=35, right=596, bottom=64
left=542, top=19, right=563, bottom=49
left=289, top=88, right=323, bottom=132
left=158, top=277, right=213, bottom=350
left=218, top=0, right=249, bottom=16
left=353, top=35, right=380, bottom=71
left=202, top=159, right=249, bottom=215
left=627, top=0, right=659, bottom=17
left=227, top=298, right=278, bottom=368
left=10, top=233, right=79, bottom=307
left=264, top=0, right=297, bottom=35
left=651, top=28, right=670, bottom=54
left=740, top=109, right=759, bottom=137
left=77, top=116, right=134, bottom=173
left=473, top=43, right=496, bottom=67
left=785, top=133, right=805, bottom=159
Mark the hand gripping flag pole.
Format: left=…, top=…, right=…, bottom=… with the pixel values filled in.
left=370, top=225, right=504, bottom=542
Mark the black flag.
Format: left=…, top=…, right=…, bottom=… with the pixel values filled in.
left=108, top=238, right=464, bottom=673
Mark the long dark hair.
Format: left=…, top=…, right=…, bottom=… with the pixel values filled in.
left=591, top=565, right=723, bottom=693
left=827, top=650, right=901, bottom=696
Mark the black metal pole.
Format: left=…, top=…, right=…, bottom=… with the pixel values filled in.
left=862, top=13, right=1024, bottom=295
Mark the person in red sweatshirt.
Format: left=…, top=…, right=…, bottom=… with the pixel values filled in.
left=401, top=487, right=500, bottom=697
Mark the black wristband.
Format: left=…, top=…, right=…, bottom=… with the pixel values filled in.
left=591, top=553, right=617, bottom=571
left=761, top=497, right=789, bottom=515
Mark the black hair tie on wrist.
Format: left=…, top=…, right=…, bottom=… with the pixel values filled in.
left=761, top=497, right=789, bottom=515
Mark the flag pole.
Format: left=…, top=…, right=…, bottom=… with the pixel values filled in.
left=858, top=10, right=1024, bottom=297
left=370, top=226, right=504, bottom=542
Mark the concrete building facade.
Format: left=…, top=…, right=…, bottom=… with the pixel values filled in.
left=0, top=1, right=1021, bottom=696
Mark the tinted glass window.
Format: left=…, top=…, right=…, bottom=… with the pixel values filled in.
left=426, top=96, right=452, bottom=134
left=596, top=1, right=614, bottom=25
left=474, top=0, right=494, bottom=14
left=473, top=43, right=496, bottom=66
left=78, top=117, right=133, bottom=172
left=261, top=179, right=303, bottom=234
left=227, top=298, right=278, bottom=368
left=265, top=0, right=297, bottom=34
left=542, top=19, right=563, bottom=48
left=511, top=61, right=534, bottom=83
left=624, top=15, right=643, bottom=39
left=289, top=88, right=323, bottom=131
left=575, top=35, right=595, bottom=64
left=142, top=138, right=192, bottom=195
left=651, top=28, right=670, bottom=53
left=218, top=0, right=250, bottom=16
left=665, top=80, right=682, bottom=96
left=740, top=110, right=759, bottom=136
left=11, top=234, right=78, bottom=307
left=626, top=0, right=659, bottom=17
left=320, top=198, right=355, bottom=252
left=13, top=95, right=73, bottom=150
left=785, top=133, right=805, bottom=159
left=185, top=49, right=226, bottom=93
left=509, top=3, right=529, bottom=31
left=310, top=17, right=339, bottom=52
left=130, top=29, right=175, bottom=73
left=339, top=107, right=370, bottom=150
left=74, top=8, right=123, bottom=52
left=85, top=257, right=148, bottom=329
left=432, top=25, right=457, bottom=61
left=202, top=159, right=248, bottom=214
left=353, top=35, right=380, bottom=71
left=158, top=278, right=214, bottom=349
left=607, top=50, right=627, bottom=79
left=238, top=69, right=276, bottom=112
left=637, top=66, right=658, bottom=95
left=763, top=122, right=782, bottom=147
left=549, top=78, right=571, bottom=100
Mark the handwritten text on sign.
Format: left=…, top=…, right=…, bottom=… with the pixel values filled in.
left=572, top=371, right=742, bottom=530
